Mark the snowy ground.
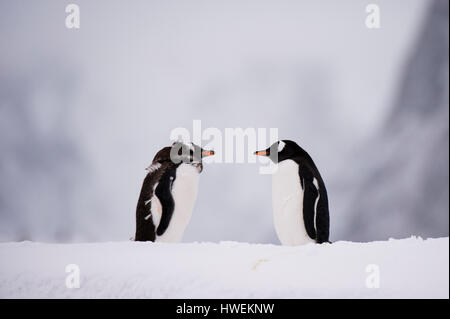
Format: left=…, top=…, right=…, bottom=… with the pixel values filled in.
left=0, top=237, right=448, bottom=298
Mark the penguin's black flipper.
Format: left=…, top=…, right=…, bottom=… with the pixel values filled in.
left=155, top=166, right=177, bottom=236
left=135, top=161, right=172, bottom=242
left=135, top=164, right=167, bottom=242
left=135, top=172, right=157, bottom=242
left=315, top=183, right=330, bottom=244
left=299, top=166, right=318, bottom=240
left=299, top=164, right=330, bottom=243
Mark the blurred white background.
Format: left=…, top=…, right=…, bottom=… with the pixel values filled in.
left=0, top=0, right=448, bottom=243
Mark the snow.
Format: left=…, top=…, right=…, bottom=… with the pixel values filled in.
left=0, top=237, right=448, bottom=298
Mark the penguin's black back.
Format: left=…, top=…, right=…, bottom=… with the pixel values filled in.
left=135, top=145, right=184, bottom=242
left=135, top=143, right=209, bottom=242
left=135, top=160, right=174, bottom=241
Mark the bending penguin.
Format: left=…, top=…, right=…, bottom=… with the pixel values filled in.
left=135, top=141, right=214, bottom=242
left=255, top=140, right=330, bottom=245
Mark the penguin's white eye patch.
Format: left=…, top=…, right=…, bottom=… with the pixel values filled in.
left=278, top=141, right=286, bottom=152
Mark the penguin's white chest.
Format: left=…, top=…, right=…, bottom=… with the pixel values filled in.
left=156, top=164, right=200, bottom=243
left=272, top=160, right=314, bottom=246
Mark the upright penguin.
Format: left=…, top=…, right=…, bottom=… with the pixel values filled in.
left=135, top=142, right=214, bottom=242
left=255, top=140, right=330, bottom=245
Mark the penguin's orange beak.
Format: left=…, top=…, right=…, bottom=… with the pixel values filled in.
left=201, top=150, right=215, bottom=157
left=254, top=150, right=268, bottom=156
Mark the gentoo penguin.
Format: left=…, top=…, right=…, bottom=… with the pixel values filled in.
left=255, top=140, right=330, bottom=245
left=135, top=142, right=214, bottom=242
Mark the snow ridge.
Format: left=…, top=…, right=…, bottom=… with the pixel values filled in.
left=0, top=237, right=447, bottom=298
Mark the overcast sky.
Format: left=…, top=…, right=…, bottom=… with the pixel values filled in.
left=2, top=0, right=445, bottom=243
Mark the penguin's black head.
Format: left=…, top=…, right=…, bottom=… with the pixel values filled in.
left=170, top=141, right=214, bottom=164
left=254, top=140, right=301, bottom=163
